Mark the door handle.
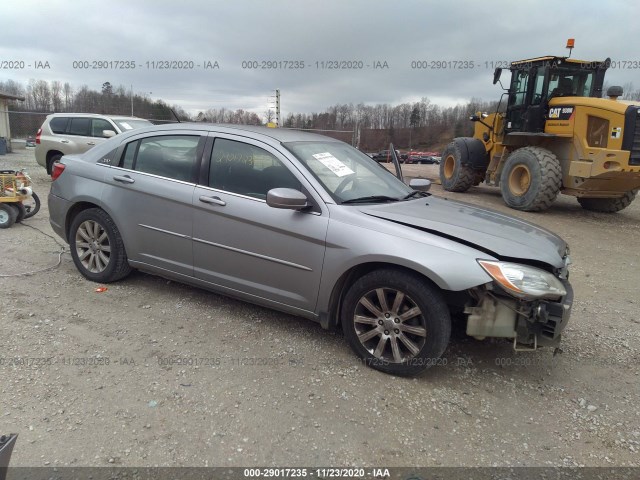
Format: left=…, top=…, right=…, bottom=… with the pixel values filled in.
left=60, top=140, right=69, bottom=144
left=87, top=142, right=96, bottom=146
left=199, top=195, right=226, bottom=206
left=113, top=175, right=135, bottom=184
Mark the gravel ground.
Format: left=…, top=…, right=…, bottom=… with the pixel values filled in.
left=1, top=149, right=639, bottom=468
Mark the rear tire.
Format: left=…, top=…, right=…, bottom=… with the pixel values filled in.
left=69, top=208, right=132, bottom=283
left=500, top=146, right=561, bottom=211
left=341, top=269, right=451, bottom=376
left=577, top=189, right=638, bottom=213
left=440, top=141, right=475, bottom=192
left=0, top=204, right=18, bottom=229
left=13, top=202, right=26, bottom=223
left=47, top=154, right=62, bottom=175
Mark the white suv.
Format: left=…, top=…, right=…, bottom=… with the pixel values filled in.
left=35, top=114, right=152, bottom=174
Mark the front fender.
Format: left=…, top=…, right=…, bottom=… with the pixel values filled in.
left=315, top=216, right=494, bottom=316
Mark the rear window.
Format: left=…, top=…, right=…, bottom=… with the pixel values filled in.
left=119, top=135, right=200, bottom=182
left=49, top=117, right=68, bottom=134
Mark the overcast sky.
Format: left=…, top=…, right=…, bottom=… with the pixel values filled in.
left=1, top=0, right=638, bottom=118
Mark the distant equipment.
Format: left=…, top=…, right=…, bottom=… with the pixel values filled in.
left=439, top=40, right=640, bottom=213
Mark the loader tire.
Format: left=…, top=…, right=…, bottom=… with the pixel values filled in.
left=578, top=189, right=638, bottom=213
left=440, top=141, right=475, bottom=192
left=500, top=146, right=561, bottom=212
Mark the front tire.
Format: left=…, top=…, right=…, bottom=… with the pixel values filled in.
left=341, top=269, right=451, bottom=376
left=69, top=208, right=132, bottom=283
left=0, top=204, right=18, bottom=229
left=440, top=141, right=475, bottom=192
left=577, top=190, right=638, bottom=213
left=500, top=146, right=561, bottom=211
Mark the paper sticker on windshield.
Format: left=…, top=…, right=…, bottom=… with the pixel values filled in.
left=120, top=122, right=133, bottom=130
left=312, top=152, right=354, bottom=177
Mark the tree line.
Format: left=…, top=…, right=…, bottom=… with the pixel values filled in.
left=2, top=78, right=640, bottom=151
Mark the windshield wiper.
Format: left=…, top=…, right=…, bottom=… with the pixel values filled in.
left=402, top=190, right=431, bottom=200
left=341, top=195, right=401, bottom=204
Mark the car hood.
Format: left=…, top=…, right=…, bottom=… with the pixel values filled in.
left=359, top=196, right=567, bottom=267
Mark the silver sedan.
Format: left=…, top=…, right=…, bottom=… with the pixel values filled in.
left=49, top=124, right=573, bottom=376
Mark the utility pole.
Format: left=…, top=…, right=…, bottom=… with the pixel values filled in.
left=275, top=89, right=280, bottom=127
left=267, top=89, right=281, bottom=128
left=130, top=84, right=133, bottom=116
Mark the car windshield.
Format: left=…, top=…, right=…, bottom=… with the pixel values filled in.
left=284, top=141, right=412, bottom=203
left=113, top=119, right=153, bottom=131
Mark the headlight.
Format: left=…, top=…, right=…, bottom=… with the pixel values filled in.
left=478, top=260, right=567, bottom=300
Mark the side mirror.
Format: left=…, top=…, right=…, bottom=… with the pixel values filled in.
left=266, top=188, right=309, bottom=210
left=103, top=130, right=116, bottom=138
left=409, top=178, right=431, bottom=192
left=493, top=67, right=503, bottom=85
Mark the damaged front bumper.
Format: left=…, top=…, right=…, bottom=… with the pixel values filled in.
left=464, top=280, right=573, bottom=349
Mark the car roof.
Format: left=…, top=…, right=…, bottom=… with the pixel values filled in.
left=122, top=123, right=344, bottom=143
left=47, top=113, right=147, bottom=120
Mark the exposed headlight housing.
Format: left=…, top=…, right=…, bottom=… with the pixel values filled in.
left=478, top=260, right=567, bottom=300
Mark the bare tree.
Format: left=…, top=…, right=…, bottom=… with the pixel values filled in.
left=51, top=81, right=63, bottom=112
left=63, top=82, right=73, bottom=111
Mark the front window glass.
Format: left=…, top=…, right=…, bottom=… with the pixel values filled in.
left=510, top=71, right=529, bottom=106
left=284, top=141, right=412, bottom=203
left=209, top=138, right=301, bottom=199
left=532, top=69, right=545, bottom=105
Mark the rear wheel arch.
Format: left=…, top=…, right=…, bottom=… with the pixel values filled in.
left=46, top=150, right=64, bottom=174
left=65, top=202, right=102, bottom=241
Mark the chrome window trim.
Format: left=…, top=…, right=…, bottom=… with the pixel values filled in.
left=102, top=164, right=197, bottom=187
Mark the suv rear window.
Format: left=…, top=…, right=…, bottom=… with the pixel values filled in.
left=49, top=117, right=69, bottom=134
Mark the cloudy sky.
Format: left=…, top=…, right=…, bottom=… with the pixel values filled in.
left=1, top=0, right=638, bottom=117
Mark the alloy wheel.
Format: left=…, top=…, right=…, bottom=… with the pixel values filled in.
left=353, top=288, right=427, bottom=363
left=75, top=220, right=111, bottom=273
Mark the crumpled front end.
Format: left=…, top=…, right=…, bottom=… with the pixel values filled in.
left=465, top=280, right=573, bottom=348
left=464, top=252, right=573, bottom=349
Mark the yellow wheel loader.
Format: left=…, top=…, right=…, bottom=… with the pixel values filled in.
left=440, top=42, right=640, bottom=212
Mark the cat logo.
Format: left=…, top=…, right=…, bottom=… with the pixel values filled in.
left=548, top=107, right=574, bottom=120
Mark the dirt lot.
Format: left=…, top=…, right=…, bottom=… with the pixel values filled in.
left=1, top=149, right=639, bottom=468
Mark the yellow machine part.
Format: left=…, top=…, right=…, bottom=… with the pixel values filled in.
left=473, top=98, right=640, bottom=197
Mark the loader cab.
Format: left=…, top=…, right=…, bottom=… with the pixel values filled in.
left=501, top=56, right=609, bottom=135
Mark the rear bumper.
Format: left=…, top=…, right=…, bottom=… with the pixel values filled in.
left=48, top=192, right=72, bottom=242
